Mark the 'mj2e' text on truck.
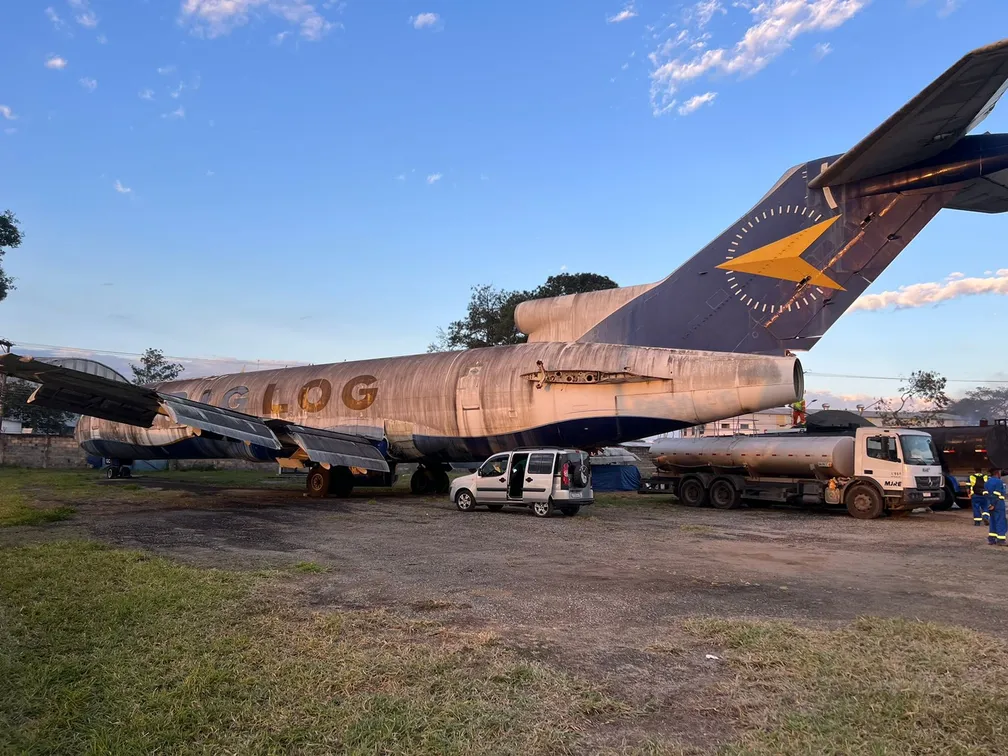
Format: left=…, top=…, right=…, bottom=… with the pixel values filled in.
left=645, top=422, right=944, bottom=519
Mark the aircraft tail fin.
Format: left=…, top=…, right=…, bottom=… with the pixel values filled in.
left=515, top=39, right=1008, bottom=356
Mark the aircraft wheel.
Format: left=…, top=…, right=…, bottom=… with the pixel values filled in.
left=106, top=467, right=116, bottom=480
left=307, top=467, right=331, bottom=498
left=434, top=468, right=450, bottom=495
left=120, top=466, right=132, bottom=479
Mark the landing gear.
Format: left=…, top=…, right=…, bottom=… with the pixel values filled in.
left=305, top=465, right=356, bottom=499
left=104, top=459, right=132, bottom=479
left=410, top=464, right=451, bottom=495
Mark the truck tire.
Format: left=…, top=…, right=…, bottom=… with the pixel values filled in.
left=709, top=479, right=740, bottom=510
left=845, top=483, right=883, bottom=520
left=679, top=477, right=708, bottom=508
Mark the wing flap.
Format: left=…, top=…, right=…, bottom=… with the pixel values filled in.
left=159, top=395, right=282, bottom=450
left=268, top=422, right=390, bottom=473
left=811, top=39, right=1008, bottom=188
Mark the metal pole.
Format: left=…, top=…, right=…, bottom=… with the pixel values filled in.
left=0, top=339, right=11, bottom=463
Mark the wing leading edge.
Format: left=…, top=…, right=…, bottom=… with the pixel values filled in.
left=0, top=353, right=389, bottom=473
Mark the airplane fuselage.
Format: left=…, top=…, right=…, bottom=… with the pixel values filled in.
left=75, top=341, right=802, bottom=466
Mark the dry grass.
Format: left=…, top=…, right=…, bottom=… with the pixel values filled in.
left=684, top=616, right=1008, bottom=754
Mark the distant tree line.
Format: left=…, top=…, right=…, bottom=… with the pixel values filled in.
left=429, top=272, right=618, bottom=351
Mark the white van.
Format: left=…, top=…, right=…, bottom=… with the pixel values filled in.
left=449, top=448, right=593, bottom=517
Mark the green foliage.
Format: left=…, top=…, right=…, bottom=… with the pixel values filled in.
left=430, top=272, right=618, bottom=351
left=2, top=377, right=74, bottom=435
left=0, top=209, right=24, bottom=302
left=950, top=385, right=1008, bottom=423
left=876, top=370, right=951, bottom=427
left=131, top=347, right=184, bottom=385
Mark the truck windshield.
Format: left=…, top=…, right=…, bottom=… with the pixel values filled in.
left=899, top=434, right=938, bottom=465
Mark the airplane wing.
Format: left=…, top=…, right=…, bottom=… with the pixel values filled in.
left=810, top=38, right=1008, bottom=188
left=0, top=353, right=389, bottom=473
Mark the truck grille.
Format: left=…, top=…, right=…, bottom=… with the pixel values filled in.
left=915, top=476, right=942, bottom=490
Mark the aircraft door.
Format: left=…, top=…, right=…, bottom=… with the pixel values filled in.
left=523, top=452, right=556, bottom=503
left=456, top=367, right=486, bottom=438
left=507, top=453, right=530, bottom=501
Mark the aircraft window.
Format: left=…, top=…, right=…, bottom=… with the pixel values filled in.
left=479, top=454, right=509, bottom=477
left=528, top=453, right=554, bottom=475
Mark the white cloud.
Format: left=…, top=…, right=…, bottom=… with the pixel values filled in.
left=162, top=106, right=186, bottom=119
left=170, top=82, right=185, bottom=99
left=946, top=271, right=964, bottom=280
left=607, top=3, right=638, bottom=23
left=678, top=91, right=717, bottom=115
left=850, top=269, right=1008, bottom=312
left=273, top=30, right=291, bottom=44
left=157, top=65, right=176, bottom=75
left=649, top=0, right=865, bottom=116
left=181, top=0, right=336, bottom=41
left=813, top=41, right=832, bottom=59
left=938, top=0, right=961, bottom=17
left=45, top=55, right=68, bottom=70
left=621, top=61, right=629, bottom=70
left=97, top=33, right=108, bottom=44
left=0, top=105, right=16, bottom=121
left=693, top=0, right=725, bottom=27
left=114, top=179, right=131, bottom=194
left=139, top=88, right=155, bottom=100
left=45, top=6, right=65, bottom=30
left=426, top=173, right=442, bottom=184
left=79, top=77, right=98, bottom=92
left=410, top=12, right=440, bottom=29
left=76, top=11, right=98, bottom=28
left=395, top=173, right=406, bottom=181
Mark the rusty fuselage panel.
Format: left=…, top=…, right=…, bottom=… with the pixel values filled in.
left=76, top=342, right=802, bottom=464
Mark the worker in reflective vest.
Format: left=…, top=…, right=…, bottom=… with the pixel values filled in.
left=984, top=469, right=1006, bottom=546
left=969, top=469, right=988, bottom=526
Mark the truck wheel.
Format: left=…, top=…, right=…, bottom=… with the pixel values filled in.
left=678, top=477, right=707, bottom=508
left=845, top=483, right=883, bottom=519
left=709, top=479, right=740, bottom=510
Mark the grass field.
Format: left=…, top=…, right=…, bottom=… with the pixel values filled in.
left=2, top=466, right=1007, bottom=754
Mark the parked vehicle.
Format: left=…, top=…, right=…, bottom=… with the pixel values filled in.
left=450, top=448, right=593, bottom=517
left=644, top=418, right=944, bottom=519
left=919, top=420, right=1008, bottom=509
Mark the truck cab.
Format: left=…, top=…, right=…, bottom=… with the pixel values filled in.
left=846, top=427, right=944, bottom=515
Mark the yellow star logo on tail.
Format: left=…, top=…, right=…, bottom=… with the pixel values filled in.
left=717, top=216, right=844, bottom=290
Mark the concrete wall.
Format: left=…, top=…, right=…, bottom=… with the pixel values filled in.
left=0, top=435, right=89, bottom=468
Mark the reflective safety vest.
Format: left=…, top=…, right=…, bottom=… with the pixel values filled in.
left=985, top=476, right=1006, bottom=501
left=970, top=473, right=987, bottom=496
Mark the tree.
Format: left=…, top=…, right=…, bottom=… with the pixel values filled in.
left=949, top=386, right=1008, bottom=423
left=3, top=378, right=74, bottom=435
left=131, top=348, right=183, bottom=385
left=0, top=209, right=24, bottom=303
left=430, top=272, right=619, bottom=351
left=876, top=370, right=951, bottom=427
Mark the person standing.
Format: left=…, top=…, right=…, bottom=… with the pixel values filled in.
left=984, top=468, right=1006, bottom=546
left=970, top=469, right=988, bottom=526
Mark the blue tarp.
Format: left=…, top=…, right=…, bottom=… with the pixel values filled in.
left=590, top=464, right=641, bottom=491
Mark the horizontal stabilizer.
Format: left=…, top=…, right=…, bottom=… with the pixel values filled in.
left=811, top=38, right=1008, bottom=188
left=268, top=422, right=390, bottom=473
left=946, top=167, right=1008, bottom=213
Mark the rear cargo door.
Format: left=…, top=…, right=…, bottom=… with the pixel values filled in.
left=523, top=452, right=556, bottom=503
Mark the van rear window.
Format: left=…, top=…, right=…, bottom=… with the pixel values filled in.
left=528, top=453, right=555, bottom=475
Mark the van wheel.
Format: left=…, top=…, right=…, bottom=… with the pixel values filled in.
left=845, top=483, right=883, bottom=519
left=678, top=477, right=707, bottom=507
left=532, top=500, right=553, bottom=518
left=709, top=479, right=740, bottom=510
left=487, top=504, right=504, bottom=512
left=455, top=489, right=476, bottom=512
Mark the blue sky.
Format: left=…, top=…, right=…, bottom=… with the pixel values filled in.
left=1, top=0, right=1006, bottom=404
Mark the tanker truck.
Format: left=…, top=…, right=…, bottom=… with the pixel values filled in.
left=645, top=417, right=944, bottom=519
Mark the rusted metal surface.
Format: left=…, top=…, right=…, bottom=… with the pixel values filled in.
left=515, top=283, right=657, bottom=343
left=651, top=434, right=857, bottom=478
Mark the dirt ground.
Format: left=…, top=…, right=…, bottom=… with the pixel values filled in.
left=16, top=476, right=1005, bottom=728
